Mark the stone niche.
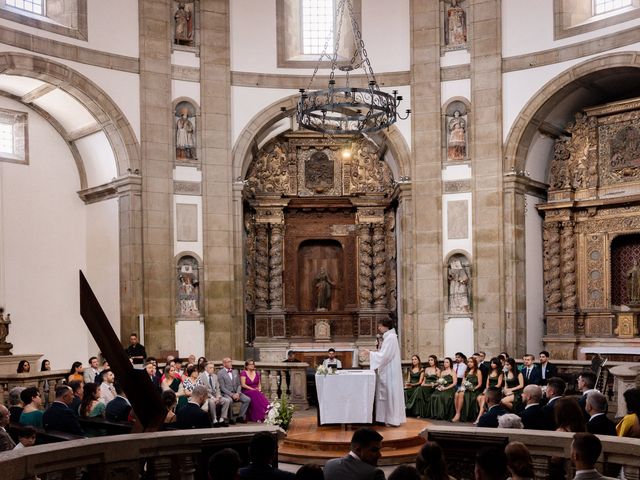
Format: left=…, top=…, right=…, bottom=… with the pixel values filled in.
left=538, top=97, right=640, bottom=360
left=243, top=131, right=398, bottom=359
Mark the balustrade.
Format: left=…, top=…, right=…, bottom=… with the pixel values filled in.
left=0, top=370, right=67, bottom=407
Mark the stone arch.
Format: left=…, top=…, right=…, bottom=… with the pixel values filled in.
left=0, top=52, right=140, bottom=179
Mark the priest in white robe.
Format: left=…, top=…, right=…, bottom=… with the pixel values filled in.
left=366, top=318, right=406, bottom=426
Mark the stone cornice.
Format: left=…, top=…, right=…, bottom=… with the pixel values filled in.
left=77, top=174, right=142, bottom=204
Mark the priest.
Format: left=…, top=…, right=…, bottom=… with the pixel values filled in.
left=364, top=318, right=406, bottom=427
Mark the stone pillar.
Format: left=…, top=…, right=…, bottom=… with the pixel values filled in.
left=470, top=0, right=505, bottom=354
left=560, top=220, right=576, bottom=311
left=200, top=0, right=240, bottom=357
left=139, top=0, right=174, bottom=355
left=372, top=224, right=387, bottom=308
left=410, top=0, right=443, bottom=356
left=269, top=223, right=284, bottom=309
left=357, top=223, right=373, bottom=309
left=543, top=221, right=562, bottom=313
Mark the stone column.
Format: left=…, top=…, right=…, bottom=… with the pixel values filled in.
left=139, top=0, right=174, bottom=354
left=269, top=223, right=284, bottom=309
left=560, top=220, right=576, bottom=311
left=372, top=224, right=387, bottom=308
left=200, top=0, right=240, bottom=356
left=357, top=223, right=373, bottom=309
left=410, top=0, right=443, bottom=356
left=470, top=0, right=505, bottom=353
left=543, top=221, right=562, bottom=313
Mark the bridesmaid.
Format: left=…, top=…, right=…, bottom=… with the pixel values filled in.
left=404, top=355, right=425, bottom=415
left=458, top=357, right=483, bottom=422
left=409, top=355, right=440, bottom=419
left=241, top=359, right=270, bottom=422
left=502, top=357, right=524, bottom=412
left=475, top=357, right=503, bottom=424
left=430, top=357, right=457, bottom=421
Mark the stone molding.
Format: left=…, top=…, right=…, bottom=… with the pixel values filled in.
left=0, top=0, right=88, bottom=40
left=77, top=174, right=142, bottom=205
left=444, top=179, right=471, bottom=193
left=173, top=180, right=202, bottom=196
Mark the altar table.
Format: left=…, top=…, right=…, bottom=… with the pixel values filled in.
left=315, top=370, right=376, bottom=425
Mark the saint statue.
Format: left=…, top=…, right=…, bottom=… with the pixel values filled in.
left=314, top=267, right=335, bottom=311
left=174, top=2, right=194, bottom=46
left=627, top=260, right=640, bottom=305
left=445, top=0, right=467, bottom=46
left=447, top=110, right=466, bottom=161
left=176, top=108, right=195, bottom=160
left=448, top=258, right=470, bottom=313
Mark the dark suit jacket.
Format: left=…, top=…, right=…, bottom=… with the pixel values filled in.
left=479, top=362, right=490, bottom=383
left=477, top=404, right=507, bottom=428
left=541, top=396, right=560, bottom=430
left=522, top=365, right=542, bottom=386
left=43, top=401, right=84, bottom=435
left=69, top=395, right=82, bottom=417
left=587, top=414, right=617, bottom=436
left=176, top=402, right=212, bottom=429
left=519, top=403, right=546, bottom=430
left=239, top=463, right=296, bottom=480
left=0, top=427, right=16, bottom=452
left=538, top=362, right=557, bottom=385
left=324, top=454, right=385, bottom=480
left=9, top=406, right=23, bottom=423
left=105, top=396, right=132, bottom=422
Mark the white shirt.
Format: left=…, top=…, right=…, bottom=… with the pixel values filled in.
left=454, top=362, right=467, bottom=378
left=589, top=412, right=605, bottom=421
left=525, top=403, right=540, bottom=409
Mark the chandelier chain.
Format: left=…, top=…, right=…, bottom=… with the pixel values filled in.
left=346, top=0, right=377, bottom=86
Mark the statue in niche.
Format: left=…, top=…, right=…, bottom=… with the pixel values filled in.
left=178, top=258, right=200, bottom=317
left=448, top=256, right=471, bottom=313
left=445, top=0, right=467, bottom=46
left=174, top=2, right=194, bottom=46
left=0, top=308, right=11, bottom=349
left=447, top=110, right=467, bottom=161
left=314, top=267, right=335, bottom=311
left=627, top=260, right=640, bottom=305
left=175, top=103, right=196, bottom=160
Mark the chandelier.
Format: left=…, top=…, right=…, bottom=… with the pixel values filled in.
left=296, top=0, right=410, bottom=135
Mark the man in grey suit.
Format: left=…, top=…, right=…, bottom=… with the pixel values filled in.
left=571, top=432, right=616, bottom=480
left=217, top=357, right=251, bottom=423
left=197, top=361, right=232, bottom=426
left=324, top=428, right=385, bottom=480
left=0, top=405, right=16, bottom=452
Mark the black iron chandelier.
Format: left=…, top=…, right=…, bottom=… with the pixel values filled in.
left=296, top=0, right=410, bottom=135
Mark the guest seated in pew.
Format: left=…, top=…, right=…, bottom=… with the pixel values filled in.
left=475, top=446, right=508, bottom=480
left=13, top=425, right=37, bottom=450
left=84, top=356, right=100, bottom=384
left=585, top=391, right=616, bottom=436
left=209, top=448, right=242, bottom=480
left=519, top=384, right=545, bottom=430
left=239, top=431, right=296, bottom=479
left=416, top=441, right=456, bottom=480
left=571, top=432, right=617, bottom=480
left=475, top=357, right=503, bottom=424
left=388, top=465, right=420, bottom=480
left=324, top=428, right=384, bottom=480
left=162, top=390, right=177, bottom=424
left=501, top=358, right=524, bottom=412
left=505, top=441, right=535, bottom=480
left=99, top=369, right=117, bottom=404
left=555, top=397, right=586, bottom=433
left=68, top=380, right=83, bottom=417
left=42, top=385, right=84, bottom=436
left=240, top=359, right=270, bottom=423
left=19, top=386, right=44, bottom=427
left=176, top=385, right=211, bottom=430
left=0, top=405, right=15, bottom=451
left=67, top=361, right=84, bottom=383
left=80, top=382, right=105, bottom=418
left=541, top=377, right=566, bottom=430
left=477, top=387, right=507, bottom=428
left=218, top=357, right=251, bottom=424
left=105, top=382, right=132, bottom=422
left=497, top=413, right=524, bottom=429
left=617, top=387, right=640, bottom=438
left=8, top=386, right=25, bottom=423
left=17, top=359, right=30, bottom=373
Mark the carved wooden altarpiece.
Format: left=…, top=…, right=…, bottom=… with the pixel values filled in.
left=242, top=132, right=398, bottom=359
left=537, top=97, right=640, bottom=359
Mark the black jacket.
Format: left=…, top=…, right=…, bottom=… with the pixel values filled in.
left=538, top=362, right=557, bottom=385
left=239, top=463, right=296, bottom=480
left=587, top=414, right=617, bottom=436
left=477, top=405, right=508, bottom=428
left=176, top=402, right=211, bottom=430
left=105, top=396, right=132, bottom=422
left=43, top=401, right=84, bottom=435
left=522, top=365, right=542, bottom=386
left=519, top=403, right=546, bottom=430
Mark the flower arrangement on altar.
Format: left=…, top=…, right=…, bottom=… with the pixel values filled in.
left=265, top=393, right=295, bottom=431
left=316, top=364, right=337, bottom=376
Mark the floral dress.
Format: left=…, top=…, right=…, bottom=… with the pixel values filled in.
left=431, top=374, right=455, bottom=420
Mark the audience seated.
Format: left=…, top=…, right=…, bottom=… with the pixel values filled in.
left=577, top=372, right=598, bottom=420
left=501, top=358, right=524, bottom=412
left=541, top=377, right=566, bottom=431
left=538, top=351, right=557, bottom=386
left=585, top=391, right=616, bottom=436
left=616, top=387, right=640, bottom=437
left=218, top=357, right=251, bottom=424
left=519, top=385, right=545, bottom=430
left=505, top=441, right=534, bottom=480
left=240, top=359, right=270, bottom=422
left=0, top=405, right=15, bottom=451
left=105, top=382, right=132, bottom=422
left=80, top=382, right=105, bottom=418
left=555, top=397, right=586, bottom=433
left=176, top=385, right=212, bottom=430
left=145, top=360, right=162, bottom=393
left=162, top=389, right=178, bottom=424
left=19, top=386, right=44, bottom=427
left=83, top=356, right=100, bottom=384
left=208, top=448, right=242, bottom=480
left=571, top=432, right=616, bottom=480
left=42, top=385, right=84, bottom=436
left=8, top=386, right=25, bottom=422
left=475, top=357, right=504, bottom=424
left=198, top=361, right=232, bottom=427
left=13, top=425, right=37, bottom=450
left=68, top=380, right=83, bottom=417
left=388, top=465, right=420, bottom=480
left=239, top=431, right=296, bottom=480
left=521, top=354, right=541, bottom=387
left=416, top=441, right=455, bottom=480
left=475, top=446, right=508, bottom=480
left=498, top=413, right=524, bottom=429
left=477, top=387, right=506, bottom=428
left=295, top=464, right=324, bottom=480
left=99, top=369, right=117, bottom=404
left=17, top=359, right=31, bottom=373
left=324, top=428, right=384, bottom=480
left=67, top=361, right=84, bottom=383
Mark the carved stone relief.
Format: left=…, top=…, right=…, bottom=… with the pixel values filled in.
left=598, top=112, right=640, bottom=185
left=543, top=221, right=562, bottom=312
left=269, top=224, right=284, bottom=308
left=244, top=213, right=256, bottom=313
left=385, top=210, right=398, bottom=312
left=585, top=234, right=605, bottom=309
left=347, top=139, right=394, bottom=196
left=246, top=141, right=291, bottom=196
left=358, top=223, right=374, bottom=308
left=254, top=224, right=269, bottom=310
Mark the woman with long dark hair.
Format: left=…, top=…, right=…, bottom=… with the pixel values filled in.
left=554, top=397, right=586, bottom=432
left=17, top=359, right=30, bottom=373
left=501, top=358, right=524, bottom=412
left=408, top=355, right=440, bottom=419
left=416, top=441, right=454, bottom=480
left=431, top=357, right=457, bottom=421
left=67, top=361, right=84, bottom=383
left=79, top=382, right=105, bottom=418
left=475, top=357, right=503, bottom=424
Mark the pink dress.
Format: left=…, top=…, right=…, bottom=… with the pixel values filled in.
left=241, top=370, right=270, bottom=422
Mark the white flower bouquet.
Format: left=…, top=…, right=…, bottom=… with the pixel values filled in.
left=462, top=380, right=474, bottom=391
left=316, top=365, right=329, bottom=376
left=436, top=377, right=448, bottom=386
left=265, top=393, right=295, bottom=430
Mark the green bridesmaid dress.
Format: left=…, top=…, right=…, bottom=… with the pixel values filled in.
left=505, top=374, right=522, bottom=411
left=487, top=374, right=500, bottom=388
left=404, top=370, right=422, bottom=413
left=430, top=374, right=455, bottom=420
left=460, top=373, right=480, bottom=422
left=409, top=372, right=438, bottom=418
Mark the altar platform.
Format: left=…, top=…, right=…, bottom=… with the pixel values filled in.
left=278, top=414, right=428, bottom=466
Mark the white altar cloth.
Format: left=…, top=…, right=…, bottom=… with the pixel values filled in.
left=315, top=370, right=376, bottom=424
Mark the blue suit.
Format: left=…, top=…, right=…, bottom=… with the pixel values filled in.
left=477, top=404, right=507, bottom=428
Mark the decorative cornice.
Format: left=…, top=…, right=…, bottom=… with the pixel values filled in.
left=174, top=180, right=202, bottom=196
left=77, top=174, right=142, bottom=204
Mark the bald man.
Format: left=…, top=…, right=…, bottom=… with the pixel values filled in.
left=0, top=405, right=16, bottom=451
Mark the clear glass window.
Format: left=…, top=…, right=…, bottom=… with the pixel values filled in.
left=593, top=0, right=632, bottom=14
left=6, top=0, right=44, bottom=15
left=0, top=123, right=13, bottom=155
left=302, top=0, right=335, bottom=55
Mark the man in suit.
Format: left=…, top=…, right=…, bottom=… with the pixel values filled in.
left=477, top=387, right=507, bottom=428
left=0, top=405, right=16, bottom=452
left=522, top=354, right=541, bottom=386
left=541, top=377, right=566, bottom=430
left=475, top=352, right=490, bottom=381
left=198, top=361, right=231, bottom=426
left=571, top=432, right=617, bottom=480
left=217, top=357, right=251, bottom=423
left=520, top=384, right=546, bottom=430
left=239, top=432, right=295, bottom=479
left=176, top=385, right=212, bottom=429
left=538, top=351, right=557, bottom=386
left=144, top=361, right=161, bottom=394
left=68, top=380, right=83, bottom=417
left=42, top=385, right=84, bottom=436
left=324, top=428, right=385, bottom=480
left=475, top=446, right=508, bottom=480
left=577, top=371, right=598, bottom=419
left=209, top=448, right=241, bottom=480
left=105, top=383, right=132, bottom=422
left=83, top=356, right=100, bottom=384
left=586, top=391, right=616, bottom=436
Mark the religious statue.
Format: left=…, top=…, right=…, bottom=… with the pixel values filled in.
left=445, top=0, right=467, bottom=47
left=0, top=308, right=13, bottom=355
left=447, top=110, right=466, bottom=161
left=176, top=107, right=196, bottom=160
left=177, top=257, right=200, bottom=317
left=314, top=267, right=335, bottom=311
left=174, top=2, right=194, bottom=46
left=448, top=257, right=470, bottom=313
left=627, top=260, right=640, bottom=305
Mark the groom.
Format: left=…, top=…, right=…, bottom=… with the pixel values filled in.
left=364, top=318, right=406, bottom=427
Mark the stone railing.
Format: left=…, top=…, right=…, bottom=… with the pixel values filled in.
left=423, top=424, right=640, bottom=480
left=0, top=370, right=68, bottom=407
left=1, top=425, right=283, bottom=480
